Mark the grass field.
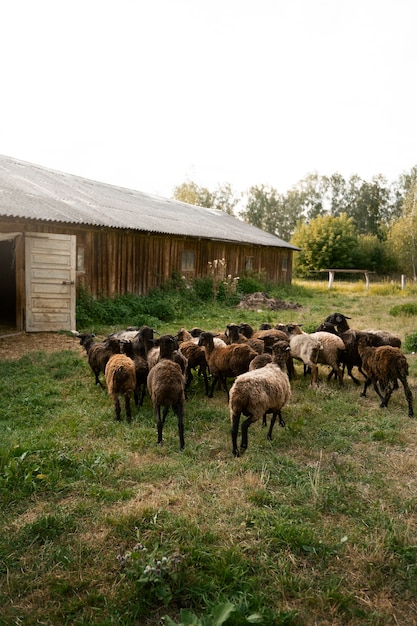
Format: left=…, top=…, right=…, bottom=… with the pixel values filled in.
left=1, top=280, right=417, bottom=625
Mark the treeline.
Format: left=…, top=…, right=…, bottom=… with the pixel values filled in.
left=173, top=167, right=417, bottom=278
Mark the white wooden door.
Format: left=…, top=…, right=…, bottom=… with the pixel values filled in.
left=25, top=233, right=76, bottom=332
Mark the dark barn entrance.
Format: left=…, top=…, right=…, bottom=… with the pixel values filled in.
left=0, top=239, right=17, bottom=329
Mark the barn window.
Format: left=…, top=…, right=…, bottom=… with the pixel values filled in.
left=77, top=245, right=85, bottom=272
left=181, top=251, right=194, bottom=272
left=281, top=255, right=288, bottom=275
left=245, top=256, right=253, bottom=270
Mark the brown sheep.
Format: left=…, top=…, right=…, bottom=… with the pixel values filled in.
left=105, top=338, right=136, bottom=422
left=197, top=331, right=258, bottom=399
left=147, top=334, right=187, bottom=449
left=358, top=335, right=413, bottom=417
left=76, top=332, right=111, bottom=387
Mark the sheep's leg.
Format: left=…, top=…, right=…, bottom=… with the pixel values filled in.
left=173, top=402, right=185, bottom=450
left=208, top=375, right=219, bottom=398
left=156, top=405, right=165, bottom=445
left=399, top=377, right=414, bottom=417
left=125, top=392, right=132, bottom=423
left=138, top=383, right=147, bottom=406
left=309, top=364, right=319, bottom=388
left=360, top=377, right=373, bottom=398
left=347, top=366, right=361, bottom=385
left=286, top=358, right=295, bottom=380
left=262, top=413, right=267, bottom=427
left=372, top=380, right=386, bottom=403
left=94, top=369, right=104, bottom=388
left=267, top=413, right=277, bottom=440
left=201, top=366, right=210, bottom=396
left=114, top=397, right=121, bottom=421
left=231, top=411, right=241, bottom=457
left=240, top=414, right=257, bottom=453
left=185, top=369, right=193, bottom=392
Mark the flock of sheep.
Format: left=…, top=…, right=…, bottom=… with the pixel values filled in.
left=73, top=311, right=414, bottom=457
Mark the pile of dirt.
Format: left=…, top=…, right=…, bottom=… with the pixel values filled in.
left=237, top=291, right=302, bottom=312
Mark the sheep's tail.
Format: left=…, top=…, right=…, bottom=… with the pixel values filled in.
left=114, top=366, right=131, bottom=386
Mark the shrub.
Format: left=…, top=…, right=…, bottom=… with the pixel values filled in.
left=238, top=274, right=267, bottom=294
left=192, top=277, right=215, bottom=302
left=404, top=332, right=417, bottom=353
left=389, top=303, right=417, bottom=317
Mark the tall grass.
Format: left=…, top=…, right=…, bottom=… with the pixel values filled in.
left=1, top=279, right=417, bottom=624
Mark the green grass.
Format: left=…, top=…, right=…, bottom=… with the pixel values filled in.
left=1, top=281, right=417, bottom=624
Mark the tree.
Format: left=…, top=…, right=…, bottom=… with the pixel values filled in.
left=172, top=180, right=213, bottom=207
left=239, top=184, right=303, bottom=241
left=388, top=178, right=417, bottom=279
left=290, top=213, right=359, bottom=278
left=172, top=180, right=239, bottom=215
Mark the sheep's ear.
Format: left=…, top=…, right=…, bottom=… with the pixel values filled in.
left=71, top=330, right=80, bottom=337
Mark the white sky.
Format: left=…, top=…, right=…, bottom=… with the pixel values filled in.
left=1, top=0, right=416, bottom=199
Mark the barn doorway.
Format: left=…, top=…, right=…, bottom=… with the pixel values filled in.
left=0, top=237, right=17, bottom=332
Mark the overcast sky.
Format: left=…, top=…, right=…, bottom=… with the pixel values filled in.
left=1, top=0, right=416, bottom=199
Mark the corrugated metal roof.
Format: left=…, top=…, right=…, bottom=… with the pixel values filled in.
left=0, top=155, right=299, bottom=250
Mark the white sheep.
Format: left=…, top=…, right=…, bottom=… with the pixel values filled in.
left=229, top=353, right=291, bottom=457
left=285, top=330, right=322, bottom=387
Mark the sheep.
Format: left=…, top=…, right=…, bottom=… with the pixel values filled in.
left=120, top=339, right=149, bottom=407
left=197, top=330, right=258, bottom=398
left=104, top=336, right=136, bottom=422
left=249, top=339, right=291, bottom=426
left=176, top=327, right=226, bottom=348
left=249, top=353, right=272, bottom=370
left=175, top=330, right=210, bottom=396
left=225, top=323, right=265, bottom=354
left=309, top=331, right=346, bottom=385
left=75, top=332, right=116, bottom=388
left=138, top=326, right=188, bottom=379
left=239, top=322, right=289, bottom=343
left=147, top=334, right=187, bottom=449
left=284, top=329, right=322, bottom=387
left=229, top=345, right=291, bottom=456
left=316, top=318, right=401, bottom=384
left=357, top=334, right=413, bottom=417
left=322, top=312, right=402, bottom=347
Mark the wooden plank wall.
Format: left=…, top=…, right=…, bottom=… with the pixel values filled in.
left=1, top=219, right=293, bottom=300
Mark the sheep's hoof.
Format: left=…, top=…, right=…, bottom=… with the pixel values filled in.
left=233, top=448, right=240, bottom=457
left=360, top=392, right=366, bottom=397
left=409, top=411, right=414, bottom=418
left=279, top=418, right=285, bottom=427
left=239, top=445, right=247, bottom=455
left=379, top=402, right=387, bottom=409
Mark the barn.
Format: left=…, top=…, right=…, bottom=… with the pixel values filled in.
left=0, top=155, right=299, bottom=333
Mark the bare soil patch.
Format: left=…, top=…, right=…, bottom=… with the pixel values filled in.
left=0, top=331, right=84, bottom=361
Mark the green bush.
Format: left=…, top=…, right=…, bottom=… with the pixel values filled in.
left=389, top=303, right=417, bottom=317
left=237, top=275, right=266, bottom=294
left=404, top=332, right=417, bottom=353
left=192, top=277, right=215, bottom=302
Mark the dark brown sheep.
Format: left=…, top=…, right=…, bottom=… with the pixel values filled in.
left=358, top=335, right=413, bottom=417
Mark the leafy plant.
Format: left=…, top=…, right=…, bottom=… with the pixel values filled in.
left=118, top=536, right=185, bottom=607
left=163, top=601, right=262, bottom=625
